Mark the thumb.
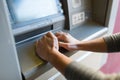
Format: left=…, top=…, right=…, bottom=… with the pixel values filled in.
left=59, top=42, right=78, bottom=51
left=59, top=42, right=68, bottom=49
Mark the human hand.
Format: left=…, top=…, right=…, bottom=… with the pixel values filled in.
left=35, top=32, right=59, bottom=61
left=55, top=32, right=79, bottom=43
left=55, top=32, right=80, bottom=51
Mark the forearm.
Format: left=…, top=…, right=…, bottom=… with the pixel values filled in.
left=77, top=33, right=120, bottom=52
left=49, top=49, right=72, bottom=75
left=76, top=38, right=107, bottom=52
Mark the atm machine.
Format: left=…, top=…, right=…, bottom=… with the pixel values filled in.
left=0, top=0, right=112, bottom=80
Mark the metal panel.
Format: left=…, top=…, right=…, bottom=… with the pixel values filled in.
left=0, top=0, right=22, bottom=80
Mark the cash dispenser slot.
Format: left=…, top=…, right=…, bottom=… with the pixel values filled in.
left=15, top=25, right=53, bottom=44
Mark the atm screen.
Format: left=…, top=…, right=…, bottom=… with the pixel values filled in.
left=7, top=0, right=61, bottom=24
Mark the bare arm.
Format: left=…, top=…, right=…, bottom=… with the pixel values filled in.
left=56, top=32, right=107, bottom=52
left=76, top=38, right=107, bottom=52
left=56, top=32, right=120, bottom=53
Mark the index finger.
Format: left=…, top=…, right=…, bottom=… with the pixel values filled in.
left=46, top=31, right=56, bottom=38
left=55, top=31, right=64, bottom=37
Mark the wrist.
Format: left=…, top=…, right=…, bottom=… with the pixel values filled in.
left=48, top=48, right=59, bottom=62
left=49, top=49, right=72, bottom=65
left=48, top=49, right=72, bottom=75
left=68, top=43, right=81, bottom=50
left=76, top=42, right=87, bottom=50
